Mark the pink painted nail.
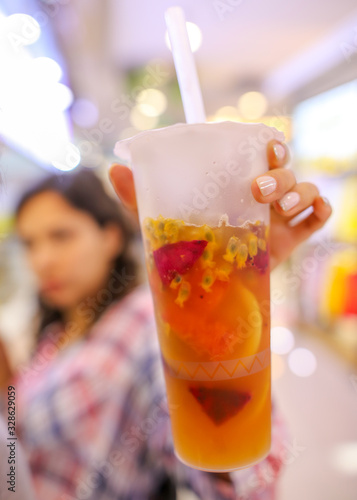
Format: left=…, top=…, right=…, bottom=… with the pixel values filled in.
left=256, top=176, right=277, bottom=196
left=273, top=143, right=286, bottom=161
left=278, top=192, right=300, bottom=211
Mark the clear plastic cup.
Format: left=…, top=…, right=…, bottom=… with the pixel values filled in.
left=115, top=121, right=284, bottom=471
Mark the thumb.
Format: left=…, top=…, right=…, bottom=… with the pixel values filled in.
left=109, top=164, right=138, bottom=217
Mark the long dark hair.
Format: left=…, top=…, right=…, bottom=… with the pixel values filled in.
left=16, top=168, right=139, bottom=342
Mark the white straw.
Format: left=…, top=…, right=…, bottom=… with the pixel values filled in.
left=165, top=6, right=206, bottom=123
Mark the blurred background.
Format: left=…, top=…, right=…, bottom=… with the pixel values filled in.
left=0, top=0, right=356, bottom=498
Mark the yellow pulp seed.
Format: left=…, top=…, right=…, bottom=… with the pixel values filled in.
left=236, top=244, right=248, bottom=269
left=164, top=221, right=179, bottom=242
left=248, top=234, right=258, bottom=257
left=201, top=269, right=216, bottom=292
left=203, top=225, right=215, bottom=243
left=145, top=217, right=267, bottom=280
left=258, top=238, right=266, bottom=251
left=223, top=236, right=240, bottom=263
left=175, top=281, right=191, bottom=307
left=170, top=274, right=182, bottom=289
left=201, top=247, right=216, bottom=269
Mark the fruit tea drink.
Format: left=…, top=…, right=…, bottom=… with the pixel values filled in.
left=114, top=121, right=285, bottom=471
left=143, top=215, right=270, bottom=471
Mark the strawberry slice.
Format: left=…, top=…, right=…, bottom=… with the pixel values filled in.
left=153, top=240, right=208, bottom=285
left=189, top=386, right=251, bottom=426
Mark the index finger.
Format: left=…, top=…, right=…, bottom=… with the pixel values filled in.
left=267, top=140, right=290, bottom=169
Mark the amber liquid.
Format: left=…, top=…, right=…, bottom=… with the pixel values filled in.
left=143, top=217, right=271, bottom=471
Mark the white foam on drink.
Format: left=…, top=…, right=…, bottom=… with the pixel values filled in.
left=218, top=213, right=230, bottom=227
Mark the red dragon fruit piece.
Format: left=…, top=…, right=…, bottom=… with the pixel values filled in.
left=189, top=386, right=251, bottom=426
left=153, top=240, right=208, bottom=285
left=247, top=247, right=269, bottom=273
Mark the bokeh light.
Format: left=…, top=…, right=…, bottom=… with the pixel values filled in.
left=136, top=89, right=167, bottom=117
left=271, top=326, right=295, bottom=355
left=2, top=13, right=41, bottom=47
left=330, top=442, right=357, bottom=475
left=238, top=91, right=268, bottom=120
left=55, top=84, right=74, bottom=111
left=51, top=142, right=81, bottom=172
left=130, top=106, right=158, bottom=130
left=288, top=348, right=317, bottom=377
left=211, top=106, right=241, bottom=122
left=71, top=98, right=99, bottom=128
left=31, top=57, right=63, bottom=82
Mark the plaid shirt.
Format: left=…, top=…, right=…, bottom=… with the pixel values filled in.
left=13, top=285, right=288, bottom=500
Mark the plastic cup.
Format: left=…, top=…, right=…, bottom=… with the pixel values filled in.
left=115, top=121, right=284, bottom=471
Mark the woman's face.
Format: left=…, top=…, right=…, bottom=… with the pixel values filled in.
left=17, top=191, right=122, bottom=311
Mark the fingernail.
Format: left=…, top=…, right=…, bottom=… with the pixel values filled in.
left=278, top=192, right=300, bottom=211
left=256, top=176, right=277, bottom=196
left=273, top=143, right=286, bottom=162
left=321, top=196, right=331, bottom=207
